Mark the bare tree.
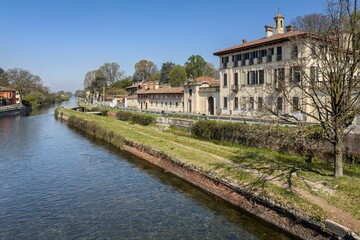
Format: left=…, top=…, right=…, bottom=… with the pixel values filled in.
left=134, top=60, right=158, bottom=82
left=268, top=0, right=360, bottom=177
left=0, top=68, right=9, bottom=86
left=6, top=68, right=42, bottom=101
left=99, top=62, right=125, bottom=86
left=83, top=70, right=97, bottom=89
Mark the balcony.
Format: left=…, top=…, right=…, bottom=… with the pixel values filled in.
left=231, top=84, right=239, bottom=92
left=276, top=54, right=282, bottom=61
left=257, top=58, right=262, bottom=64
left=267, top=55, right=273, bottom=62
left=249, top=58, right=254, bottom=65
left=233, top=61, right=238, bottom=67
left=222, top=63, right=228, bottom=69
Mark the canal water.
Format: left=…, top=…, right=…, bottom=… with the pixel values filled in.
left=0, top=98, right=292, bottom=239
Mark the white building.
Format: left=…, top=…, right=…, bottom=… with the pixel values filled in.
left=137, top=87, right=184, bottom=112
left=214, top=12, right=317, bottom=120
left=183, top=77, right=220, bottom=115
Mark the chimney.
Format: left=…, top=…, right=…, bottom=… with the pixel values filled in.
left=265, top=25, right=274, bottom=37
left=242, top=39, right=247, bottom=43
left=286, top=25, right=294, bottom=32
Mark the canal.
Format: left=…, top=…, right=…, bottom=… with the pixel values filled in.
left=0, top=98, right=292, bottom=239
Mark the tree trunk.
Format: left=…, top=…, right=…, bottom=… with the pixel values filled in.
left=334, top=129, right=344, bottom=178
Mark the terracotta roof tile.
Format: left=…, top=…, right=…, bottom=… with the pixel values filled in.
left=213, top=30, right=307, bottom=56
left=137, top=87, right=184, bottom=95
left=0, top=86, right=16, bottom=91
left=194, top=77, right=220, bottom=86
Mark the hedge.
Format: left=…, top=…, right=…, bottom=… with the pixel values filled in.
left=115, top=111, right=155, bottom=126
left=191, top=120, right=324, bottom=157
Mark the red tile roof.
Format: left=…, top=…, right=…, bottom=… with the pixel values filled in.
left=213, top=30, right=307, bottom=56
left=194, top=77, right=220, bottom=86
left=0, top=86, right=16, bottom=91
left=137, top=87, right=184, bottom=95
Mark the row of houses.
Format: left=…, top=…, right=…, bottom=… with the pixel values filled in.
left=108, top=12, right=359, bottom=124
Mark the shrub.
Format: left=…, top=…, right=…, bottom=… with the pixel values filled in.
left=115, top=111, right=155, bottom=126
left=191, top=120, right=323, bottom=157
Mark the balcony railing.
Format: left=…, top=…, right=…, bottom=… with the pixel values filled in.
left=267, top=55, right=273, bottom=62
left=276, top=54, right=282, bottom=61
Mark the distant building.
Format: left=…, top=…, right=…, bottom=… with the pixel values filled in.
left=0, top=86, right=17, bottom=106
left=137, top=86, right=184, bottom=112
left=183, top=77, right=220, bottom=115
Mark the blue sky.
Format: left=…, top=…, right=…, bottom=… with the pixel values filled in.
left=0, top=0, right=326, bottom=92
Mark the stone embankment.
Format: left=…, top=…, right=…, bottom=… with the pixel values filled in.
left=56, top=109, right=359, bottom=240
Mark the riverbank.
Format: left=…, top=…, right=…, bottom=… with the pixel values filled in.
left=0, top=104, right=30, bottom=118
left=56, top=108, right=360, bottom=239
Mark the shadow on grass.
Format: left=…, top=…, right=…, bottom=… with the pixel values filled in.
left=228, top=149, right=336, bottom=192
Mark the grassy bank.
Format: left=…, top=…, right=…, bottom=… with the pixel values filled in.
left=56, top=108, right=360, bottom=235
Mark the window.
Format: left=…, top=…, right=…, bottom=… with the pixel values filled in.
left=276, top=46, right=282, bottom=61
left=310, top=66, right=319, bottom=82
left=247, top=70, right=264, bottom=85
left=267, top=48, right=274, bottom=61
left=222, top=56, right=229, bottom=68
left=291, top=45, right=298, bottom=59
left=151, top=101, right=153, bottom=106
left=241, top=97, right=247, bottom=110
left=234, top=97, right=239, bottom=109
left=223, top=97, right=228, bottom=109
left=277, top=97, right=283, bottom=112
left=292, top=97, right=299, bottom=111
left=258, top=97, right=263, bottom=110
left=189, top=88, right=192, bottom=96
left=247, top=71, right=256, bottom=85
left=156, top=102, right=158, bottom=107
left=259, top=70, right=264, bottom=84
left=161, top=102, right=163, bottom=107
left=234, top=72, right=239, bottom=86
left=290, top=66, right=301, bottom=82
left=170, top=102, right=172, bottom=108
left=249, top=97, right=254, bottom=110
left=274, top=68, right=285, bottom=89
left=232, top=54, right=241, bottom=67
left=176, top=102, right=178, bottom=108
left=165, top=102, right=168, bottom=106
left=223, top=74, right=228, bottom=87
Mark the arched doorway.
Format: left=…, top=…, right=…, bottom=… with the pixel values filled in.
left=208, top=97, right=214, bottom=115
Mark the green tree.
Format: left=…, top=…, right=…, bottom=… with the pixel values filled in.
left=148, top=72, right=161, bottom=82
left=91, top=70, right=107, bottom=92
left=169, top=65, right=187, bottom=87
left=23, top=90, right=46, bottom=107
left=75, top=90, right=86, bottom=98
left=134, top=60, right=158, bottom=82
left=184, top=55, right=218, bottom=79
left=111, top=77, right=133, bottom=89
left=160, top=62, right=176, bottom=84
